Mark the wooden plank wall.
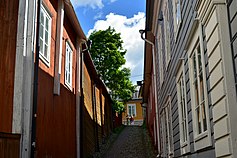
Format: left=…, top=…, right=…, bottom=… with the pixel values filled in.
left=0, top=0, right=19, bottom=132
left=35, top=0, right=77, bottom=157
left=0, top=133, right=21, bottom=158
left=83, top=63, right=96, bottom=157
left=157, top=0, right=215, bottom=157
left=36, top=68, right=76, bottom=158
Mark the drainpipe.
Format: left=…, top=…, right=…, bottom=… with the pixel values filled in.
left=139, top=30, right=161, bottom=156
left=31, top=0, right=42, bottom=157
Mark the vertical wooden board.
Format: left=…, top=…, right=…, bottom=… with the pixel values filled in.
left=36, top=69, right=76, bottom=157
left=0, top=0, right=19, bottom=132
left=0, top=133, right=20, bottom=158
left=83, top=105, right=96, bottom=157
left=95, top=88, right=102, bottom=145
left=82, top=64, right=97, bottom=157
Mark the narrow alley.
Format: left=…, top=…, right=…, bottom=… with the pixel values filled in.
left=94, top=126, right=156, bottom=158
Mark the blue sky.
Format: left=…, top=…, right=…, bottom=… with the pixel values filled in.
left=71, top=0, right=146, bottom=84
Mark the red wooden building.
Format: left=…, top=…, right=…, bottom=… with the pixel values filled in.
left=0, top=0, right=113, bottom=157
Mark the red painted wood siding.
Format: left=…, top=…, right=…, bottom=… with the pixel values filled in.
left=0, top=0, right=19, bottom=132
left=0, top=133, right=21, bottom=158
left=36, top=0, right=77, bottom=157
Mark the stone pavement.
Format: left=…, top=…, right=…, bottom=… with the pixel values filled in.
left=101, top=126, right=157, bottom=158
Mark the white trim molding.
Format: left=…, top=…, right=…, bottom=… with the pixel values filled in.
left=175, top=58, right=190, bottom=154
left=65, top=41, right=73, bottom=89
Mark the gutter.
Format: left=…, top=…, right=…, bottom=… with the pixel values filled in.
left=30, top=0, right=42, bottom=157
left=139, top=30, right=161, bottom=156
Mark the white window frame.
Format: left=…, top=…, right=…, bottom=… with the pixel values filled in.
left=127, top=104, right=136, bottom=117
left=164, top=2, right=171, bottom=68
left=176, top=59, right=190, bottom=154
left=188, top=23, right=211, bottom=151
left=65, top=41, right=73, bottom=89
left=39, top=4, right=52, bottom=66
left=160, top=96, right=173, bottom=158
left=172, top=0, right=182, bottom=39
left=160, top=108, right=167, bottom=157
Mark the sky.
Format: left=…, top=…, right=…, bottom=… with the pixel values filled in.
left=71, top=0, right=146, bottom=84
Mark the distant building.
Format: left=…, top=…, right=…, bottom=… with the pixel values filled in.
left=122, top=90, right=143, bottom=126
left=142, top=0, right=237, bottom=158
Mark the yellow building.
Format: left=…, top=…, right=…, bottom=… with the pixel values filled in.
left=122, top=91, right=143, bottom=126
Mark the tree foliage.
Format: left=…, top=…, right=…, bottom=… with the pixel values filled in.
left=89, top=27, right=135, bottom=113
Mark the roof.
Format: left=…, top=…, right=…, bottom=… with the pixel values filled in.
left=64, top=0, right=86, bottom=39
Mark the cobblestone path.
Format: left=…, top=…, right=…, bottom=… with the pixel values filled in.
left=103, top=126, right=156, bottom=158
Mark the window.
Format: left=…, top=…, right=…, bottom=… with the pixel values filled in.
left=132, top=91, right=139, bottom=99
left=39, top=5, right=51, bottom=66
left=160, top=109, right=167, bottom=157
left=161, top=97, right=173, bottom=157
left=164, top=2, right=171, bottom=67
left=65, top=41, right=73, bottom=88
left=191, top=44, right=207, bottom=134
left=127, top=104, right=136, bottom=117
left=173, top=0, right=182, bottom=37
left=176, top=59, right=190, bottom=154
left=188, top=23, right=211, bottom=150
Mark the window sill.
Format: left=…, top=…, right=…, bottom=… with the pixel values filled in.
left=65, top=81, right=72, bottom=91
left=194, top=131, right=208, bottom=142
left=39, top=54, right=50, bottom=68
left=181, top=141, right=188, bottom=148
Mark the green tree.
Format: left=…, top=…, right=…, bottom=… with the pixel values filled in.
left=89, top=27, right=135, bottom=113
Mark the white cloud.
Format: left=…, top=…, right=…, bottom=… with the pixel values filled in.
left=93, top=12, right=103, bottom=20
left=71, top=0, right=104, bottom=9
left=88, top=12, right=145, bottom=84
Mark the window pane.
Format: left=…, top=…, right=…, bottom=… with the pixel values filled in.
left=195, top=81, right=199, bottom=106
left=68, top=71, right=70, bottom=83
left=200, top=74, right=205, bottom=101
left=202, top=103, right=207, bottom=131
left=196, top=107, right=201, bottom=134
left=40, top=24, right=43, bottom=39
left=45, top=30, right=49, bottom=44
left=181, top=78, right=186, bottom=118
left=132, top=106, right=135, bottom=116
left=40, top=39, right=43, bottom=54
left=40, top=11, right=44, bottom=25
left=182, top=121, right=187, bottom=142
left=44, top=44, right=48, bottom=59
left=193, top=53, right=197, bottom=79
left=45, top=17, right=49, bottom=31
left=129, top=106, right=131, bottom=116
left=197, top=45, right=202, bottom=73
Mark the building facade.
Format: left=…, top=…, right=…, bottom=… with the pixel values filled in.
left=0, top=0, right=113, bottom=157
left=122, top=91, right=143, bottom=126
left=143, top=0, right=237, bottom=157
